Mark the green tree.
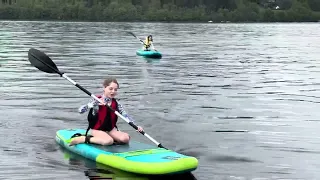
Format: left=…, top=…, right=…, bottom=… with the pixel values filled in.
left=0, top=0, right=318, bottom=22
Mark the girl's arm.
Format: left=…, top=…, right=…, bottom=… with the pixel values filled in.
left=78, top=98, right=99, bottom=114
left=117, top=101, right=135, bottom=123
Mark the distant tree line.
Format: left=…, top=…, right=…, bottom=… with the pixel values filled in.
left=0, top=0, right=320, bottom=22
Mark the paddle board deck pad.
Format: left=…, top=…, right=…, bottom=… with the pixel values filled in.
left=136, top=49, right=162, bottom=59
left=55, top=129, right=198, bottom=175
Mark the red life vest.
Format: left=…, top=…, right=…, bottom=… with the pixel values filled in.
left=87, top=95, right=118, bottom=132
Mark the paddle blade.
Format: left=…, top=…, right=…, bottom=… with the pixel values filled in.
left=128, top=32, right=137, bottom=38
left=28, top=48, right=61, bottom=75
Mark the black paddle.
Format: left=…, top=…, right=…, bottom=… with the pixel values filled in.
left=27, top=48, right=165, bottom=149
left=128, top=32, right=146, bottom=45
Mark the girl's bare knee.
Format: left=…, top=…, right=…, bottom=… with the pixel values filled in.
left=101, top=138, right=114, bottom=146
left=119, top=134, right=130, bottom=143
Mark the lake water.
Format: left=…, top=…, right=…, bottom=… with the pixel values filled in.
left=1, top=20, right=320, bottom=180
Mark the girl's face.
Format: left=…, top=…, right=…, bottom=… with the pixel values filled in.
left=103, top=82, right=118, bottom=98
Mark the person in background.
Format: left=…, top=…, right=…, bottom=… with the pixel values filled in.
left=143, top=35, right=156, bottom=51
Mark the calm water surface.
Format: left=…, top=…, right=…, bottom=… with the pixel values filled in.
left=1, top=21, right=320, bottom=180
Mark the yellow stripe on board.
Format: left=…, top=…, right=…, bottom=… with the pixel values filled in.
left=96, top=154, right=198, bottom=175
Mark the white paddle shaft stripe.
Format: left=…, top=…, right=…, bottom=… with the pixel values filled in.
left=89, top=94, right=131, bottom=123
left=91, top=94, right=103, bottom=103
left=62, top=74, right=77, bottom=85
left=115, top=111, right=130, bottom=123
left=145, top=134, right=160, bottom=145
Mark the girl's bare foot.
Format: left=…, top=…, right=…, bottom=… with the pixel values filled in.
left=69, top=136, right=85, bottom=146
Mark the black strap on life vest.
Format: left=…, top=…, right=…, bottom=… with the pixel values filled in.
left=69, top=102, right=97, bottom=143
left=70, top=98, right=119, bottom=144
left=85, top=107, right=96, bottom=137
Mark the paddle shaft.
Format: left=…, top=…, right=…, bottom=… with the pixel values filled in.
left=129, top=32, right=146, bottom=45
left=134, top=36, right=145, bottom=45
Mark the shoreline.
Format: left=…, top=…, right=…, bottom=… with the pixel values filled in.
left=0, top=19, right=319, bottom=24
